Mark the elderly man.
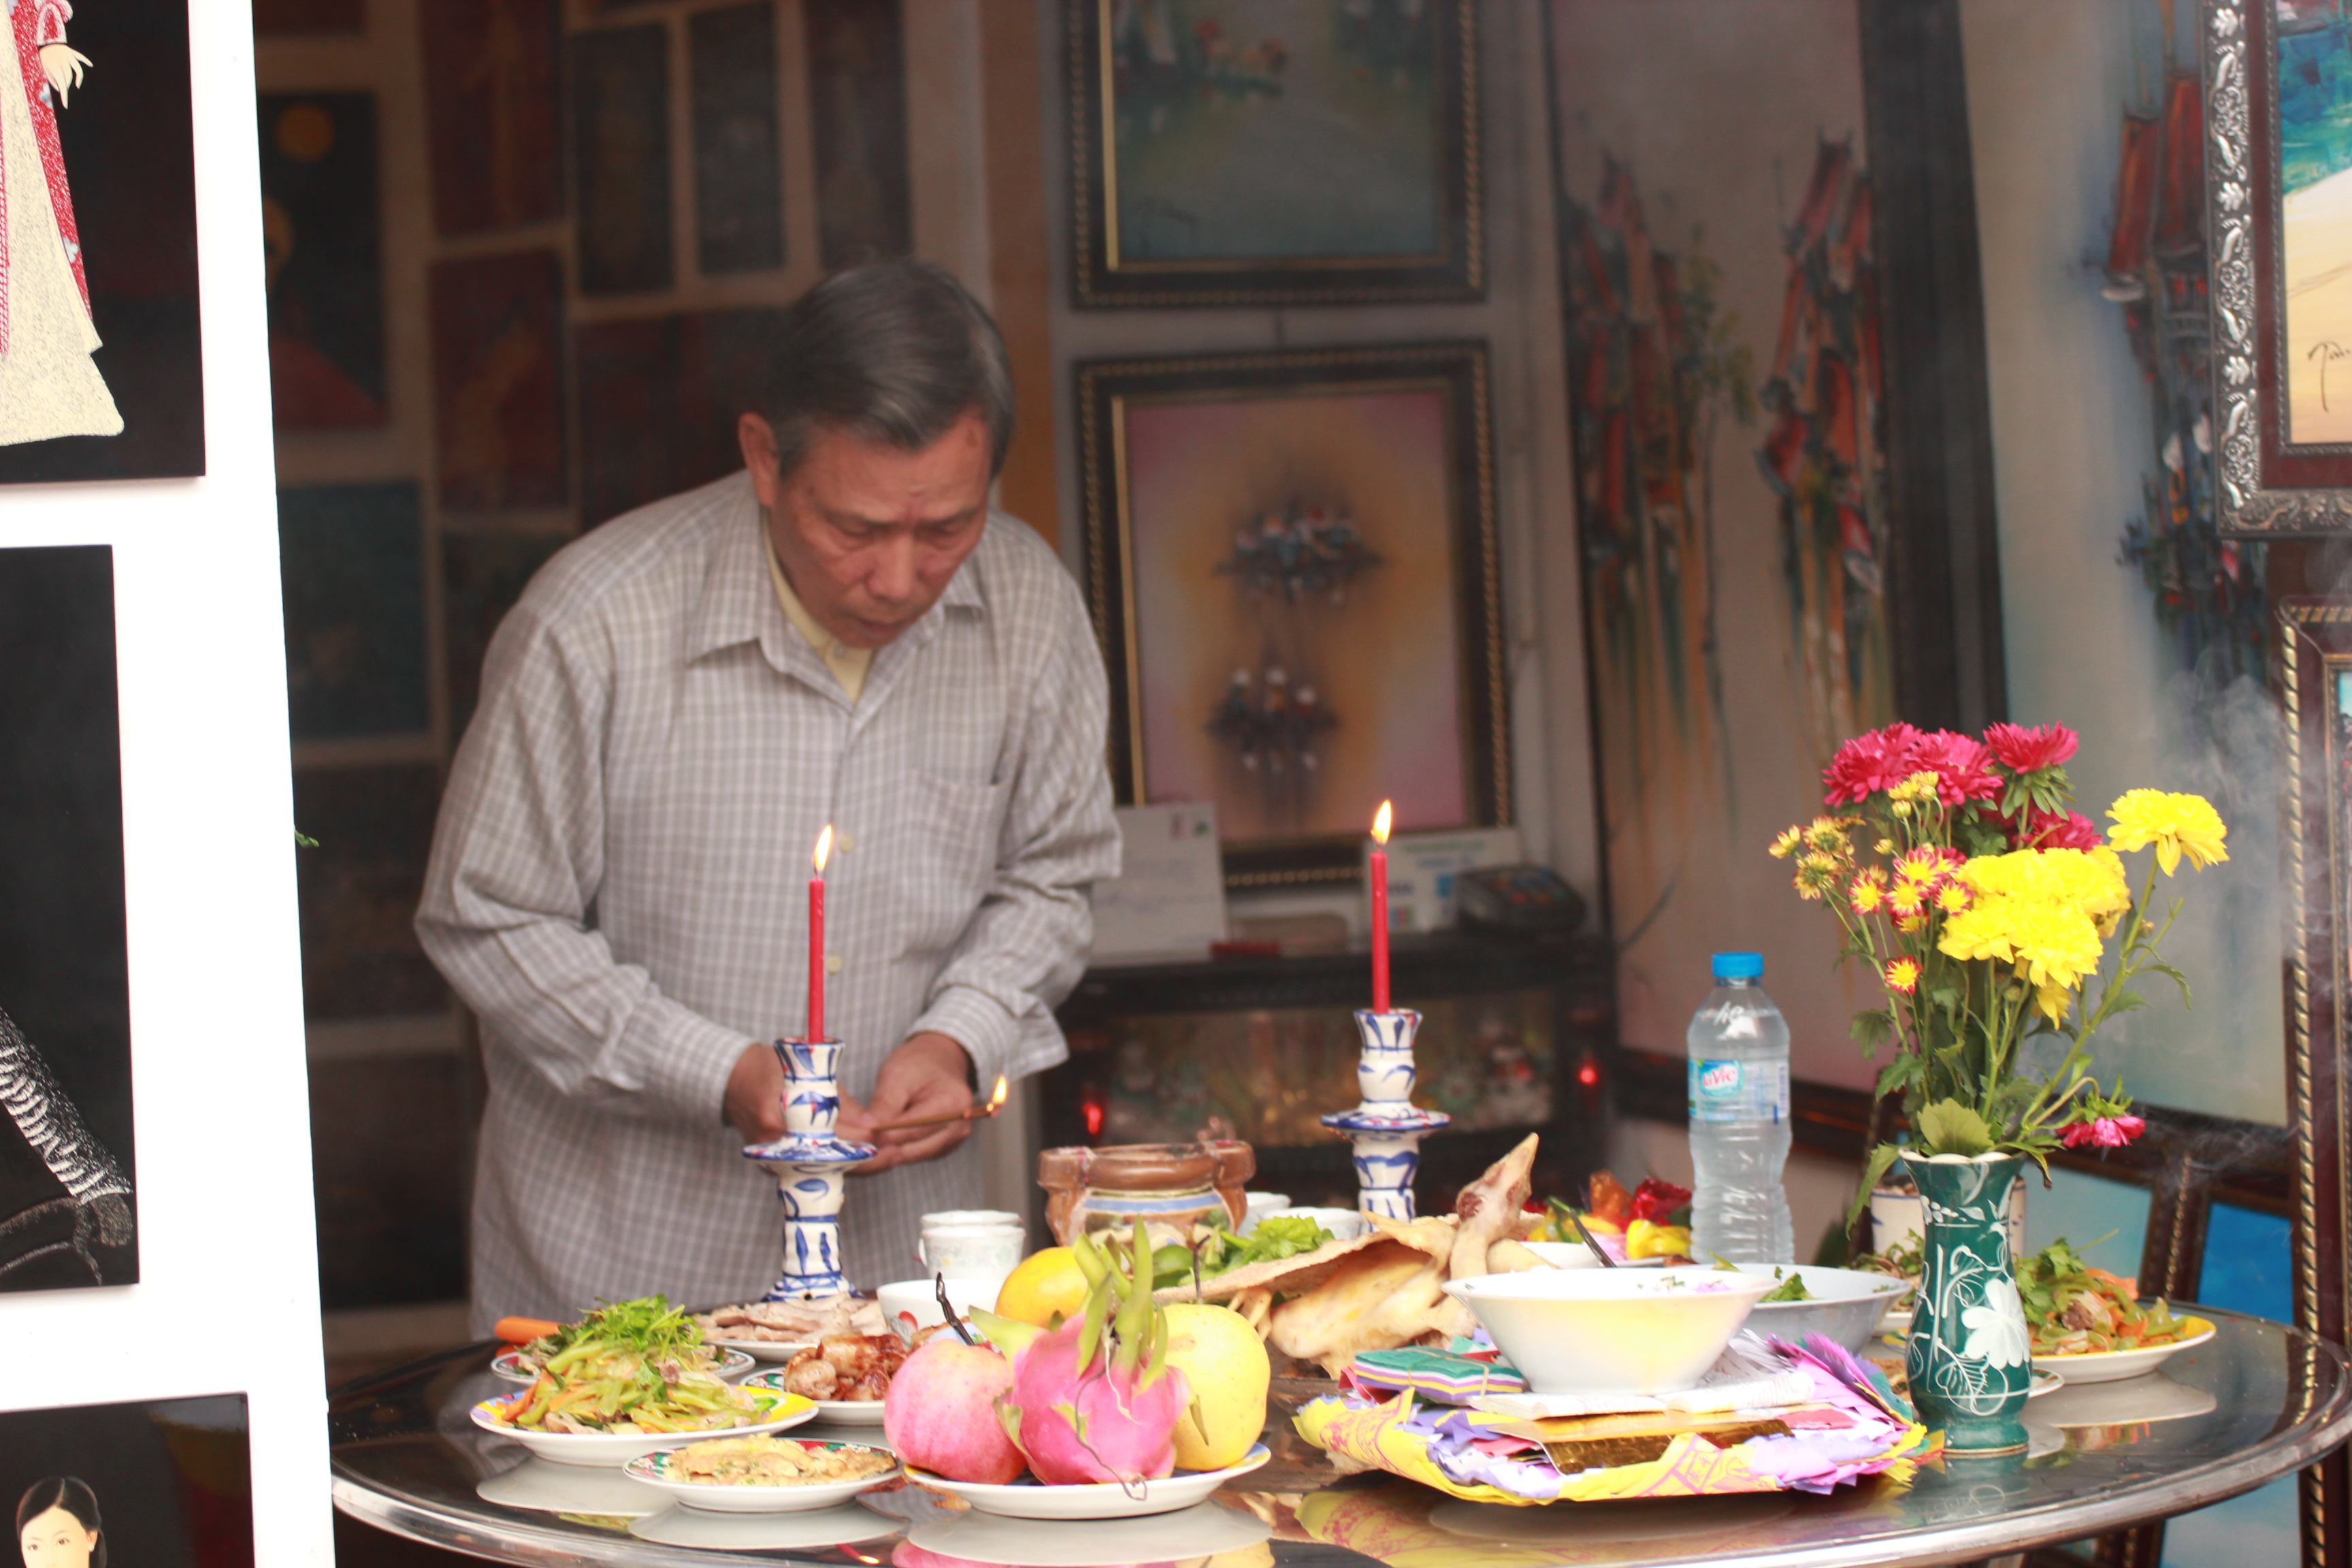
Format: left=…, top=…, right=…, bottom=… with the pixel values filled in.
left=416, top=261, right=1117, bottom=1327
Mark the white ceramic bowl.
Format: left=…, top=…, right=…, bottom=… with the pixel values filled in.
left=622, top=1437, right=899, bottom=1513
left=469, top=1387, right=815, bottom=1467
left=1518, top=1240, right=1668, bottom=1271
left=1731, top=1266, right=1909, bottom=1352
left=1442, top=1266, right=1778, bottom=1396
left=875, top=1276, right=1005, bottom=1345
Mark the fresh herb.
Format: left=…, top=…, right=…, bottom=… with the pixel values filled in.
left=502, top=1296, right=764, bottom=1435
left=2013, top=1236, right=2193, bottom=1357
left=1151, top=1215, right=1337, bottom=1291
left=1758, top=1269, right=1814, bottom=1303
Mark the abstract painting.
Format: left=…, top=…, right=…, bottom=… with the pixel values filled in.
left=691, top=1, right=784, bottom=276
left=576, top=308, right=781, bottom=525
left=291, top=765, right=448, bottom=1021
left=572, top=23, right=673, bottom=295
left=277, top=483, right=429, bottom=742
left=429, top=250, right=566, bottom=510
left=0, top=547, right=135, bottom=1292
left=1077, top=342, right=1507, bottom=885
left=1068, top=0, right=1480, bottom=304
left=260, top=93, right=385, bottom=430
left=806, top=0, right=911, bottom=268
left=0, top=1396, right=248, bottom=1568
left=0, top=1, right=202, bottom=482
left=1547, top=0, right=1891, bottom=1089
left=418, top=0, right=561, bottom=237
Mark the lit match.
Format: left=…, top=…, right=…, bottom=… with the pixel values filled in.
left=870, top=1074, right=1010, bottom=1134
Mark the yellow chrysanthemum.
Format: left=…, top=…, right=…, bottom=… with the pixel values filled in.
left=2106, top=789, right=2229, bottom=876
left=1887, top=884, right=1927, bottom=921
left=1850, top=878, right=1885, bottom=916
left=2035, top=981, right=2074, bottom=1024
left=1936, top=848, right=2121, bottom=997
left=1769, top=826, right=1803, bottom=861
left=1933, top=882, right=1972, bottom=914
left=1888, top=771, right=1940, bottom=805
left=1793, top=855, right=1839, bottom=900
left=1884, top=957, right=1921, bottom=994
left=1896, top=914, right=1928, bottom=934
left=1892, top=849, right=1944, bottom=887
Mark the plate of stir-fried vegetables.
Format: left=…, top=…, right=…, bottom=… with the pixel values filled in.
left=472, top=1296, right=816, bottom=1465
left=2018, top=1239, right=2215, bottom=1385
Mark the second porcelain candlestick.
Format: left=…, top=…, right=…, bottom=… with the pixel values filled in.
left=743, top=1039, right=874, bottom=1300
left=1322, top=1009, right=1449, bottom=1220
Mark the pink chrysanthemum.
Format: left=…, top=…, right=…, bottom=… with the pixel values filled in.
left=1909, top=730, right=2003, bottom=806
left=1984, top=721, right=2080, bottom=774
left=2012, top=805, right=2102, bottom=852
left=2058, top=1114, right=2146, bottom=1150
left=1822, top=723, right=1925, bottom=806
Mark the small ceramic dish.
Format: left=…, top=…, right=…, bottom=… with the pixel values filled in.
left=469, top=1387, right=815, bottom=1467
left=902, top=1443, right=1272, bottom=1520
left=621, top=1437, right=899, bottom=1513
left=2031, top=1318, right=2217, bottom=1386
left=740, top=1369, right=890, bottom=1425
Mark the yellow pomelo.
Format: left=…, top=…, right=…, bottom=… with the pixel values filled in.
left=1164, top=1302, right=1271, bottom=1471
left=994, top=1246, right=1088, bottom=1328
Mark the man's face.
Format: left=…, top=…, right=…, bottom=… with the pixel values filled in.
left=740, top=410, right=992, bottom=650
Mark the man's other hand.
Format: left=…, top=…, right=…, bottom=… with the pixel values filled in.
left=836, top=1032, right=975, bottom=1175
left=724, top=1042, right=787, bottom=1143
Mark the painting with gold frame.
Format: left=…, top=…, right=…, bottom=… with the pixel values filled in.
left=1067, top=0, right=1483, bottom=307
left=1075, top=341, right=1508, bottom=887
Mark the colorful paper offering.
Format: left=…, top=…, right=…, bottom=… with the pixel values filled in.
left=1294, top=1335, right=1935, bottom=1506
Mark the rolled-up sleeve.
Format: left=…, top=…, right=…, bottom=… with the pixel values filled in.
left=907, top=569, right=1119, bottom=1092
left=415, top=598, right=748, bottom=1126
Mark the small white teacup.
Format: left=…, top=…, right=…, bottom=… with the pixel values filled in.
left=917, top=1222, right=1024, bottom=1278
left=921, top=1209, right=1022, bottom=1228
left=1239, top=1192, right=1292, bottom=1235
left=877, top=1275, right=1007, bottom=1345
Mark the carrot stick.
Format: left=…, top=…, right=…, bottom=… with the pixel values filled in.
left=494, top=1316, right=561, bottom=1345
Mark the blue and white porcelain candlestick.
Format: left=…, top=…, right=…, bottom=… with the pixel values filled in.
left=1320, top=1009, right=1450, bottom=1220
left=743, top=1039, right=875, bottom=1301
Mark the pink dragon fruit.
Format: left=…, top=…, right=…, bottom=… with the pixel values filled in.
left=996, top=1221, right=1194, bottom=1486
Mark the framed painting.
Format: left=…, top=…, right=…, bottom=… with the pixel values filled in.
left=260, top=93, right=385, bottom=430
left=0, top=1396, right=249, bottom=1568
left=1066, top=0, right=1482, bottom=307
left=419, top=0, right=561, bottom=238
left=572, top=23, right=672, bottom=295
left=2207, top=0, right=2352, bottom=532
left=2276, top=596, right=2352, bottom=1558
left=0, top=548, right=135, bottom=1292
left=429, top=250, right=568, bottom=510
left=1075, top=342, right=1507, bottom=887
left=277, top=483, right=429, bottom=742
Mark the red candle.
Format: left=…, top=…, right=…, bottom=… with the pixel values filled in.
left=1370, top=800, right=1393, bottom=1013
left=808, top=824, right=833, bottom=1040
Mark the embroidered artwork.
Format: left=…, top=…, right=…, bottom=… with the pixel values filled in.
left=0, top=1, right=203, bottom=483
left=0, top=546, right=135, bottom=1292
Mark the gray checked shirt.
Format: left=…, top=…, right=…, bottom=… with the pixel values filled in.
left=416, top=471, right=1118, bottom=1328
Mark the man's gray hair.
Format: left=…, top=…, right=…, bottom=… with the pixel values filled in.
left=761, top=259, right=1015, bottom=480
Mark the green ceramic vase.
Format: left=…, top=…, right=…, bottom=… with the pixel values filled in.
left=1901, top=1152, right=2031, bottom=1456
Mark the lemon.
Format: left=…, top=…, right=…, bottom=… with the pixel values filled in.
left=1163, top=1302, right=1271, bottom=1470
left=994, top=1246, right=1089, bottom=1328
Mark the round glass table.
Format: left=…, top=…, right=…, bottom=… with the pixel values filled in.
left=331, top=1309, right=2352, bottom=1568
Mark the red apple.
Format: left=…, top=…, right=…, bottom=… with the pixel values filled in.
left=882, top=1337, right=1026, bottom=1484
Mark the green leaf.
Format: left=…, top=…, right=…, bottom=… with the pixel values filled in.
left=1846, top=1142, right=1904, bottom=1228
left=1851, top=1008, right=1895, bottom=1053
left=1915, top=1099, right=1996, bottom=1156
left=1873, top=1053, right=1924, bottom=1099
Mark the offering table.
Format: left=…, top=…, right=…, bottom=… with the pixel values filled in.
left=331, top=1308, right=2351, bottom=1568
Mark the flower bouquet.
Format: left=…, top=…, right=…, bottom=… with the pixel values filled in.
left=1769, top=720, right=2226, bottom=1452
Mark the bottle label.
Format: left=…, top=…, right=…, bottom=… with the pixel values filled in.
left=1689, top=1059, right=1790, bottom=1124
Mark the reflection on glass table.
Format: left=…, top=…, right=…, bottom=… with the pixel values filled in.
left=330, top=1310, right=2351, bottom=1568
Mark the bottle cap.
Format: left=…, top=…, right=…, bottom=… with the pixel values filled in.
left=1712, top=951, right=1764, bottom=981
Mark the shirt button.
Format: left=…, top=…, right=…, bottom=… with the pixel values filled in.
left=825, top=954, right=843, bottom=975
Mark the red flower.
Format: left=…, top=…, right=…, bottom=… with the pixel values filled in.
left=1823, top=723, right=1925, bottom=805
left=1630, top=1177, right=1692, bottom=1222
left=1984, top=721, right=2080, bottom=774
left=1910, top=730, right=2004, bottom=806
left=2011, top=805, right=2102, bottom=851
left=2059, top=1114, right=2147, bottom=1149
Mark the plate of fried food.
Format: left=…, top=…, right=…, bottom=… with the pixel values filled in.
left=694, top=1297, right=888, bottom=1362
left=622, top=1435, right=900, bottom=1513
left=472, top=1296, right=816, bottom=1465
left=742, top=1336, right=911, bottom=1426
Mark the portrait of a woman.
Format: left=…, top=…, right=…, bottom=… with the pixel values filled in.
left=15, top=1478, right=101, bottom=1568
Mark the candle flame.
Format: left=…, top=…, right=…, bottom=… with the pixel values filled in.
left=1371, top=800, right=1393, bottom=845
left=986, top=1074, right=1009, bottom=1113
left=813, top=823, right=834, bottom=875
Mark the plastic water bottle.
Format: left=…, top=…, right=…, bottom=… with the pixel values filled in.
left=1687, top=951, right=1794, bottom=1264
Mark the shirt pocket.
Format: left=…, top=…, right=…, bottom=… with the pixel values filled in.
left=892, top=770, right=1011, bottom=958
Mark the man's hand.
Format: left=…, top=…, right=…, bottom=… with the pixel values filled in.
left=836, top=1032, right=975, bottom=1175
left=724, top=1043, right=787, bottom=1143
